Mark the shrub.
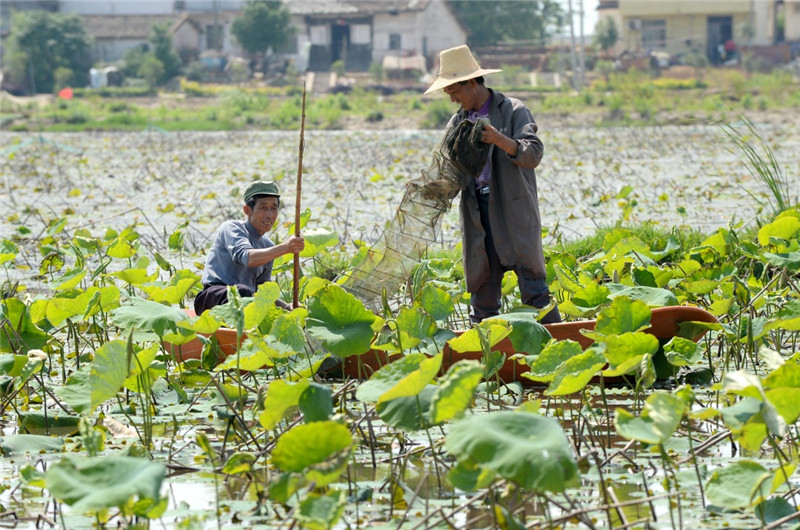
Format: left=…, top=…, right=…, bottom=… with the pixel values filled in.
left=422, top=98, right=453, bottom=128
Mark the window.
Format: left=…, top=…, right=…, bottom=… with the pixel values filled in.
left=389, top=33, right=401, bottom=50
left=641, top=19, right=666, bottom=49
left=206, top=24, right=223, bottom=50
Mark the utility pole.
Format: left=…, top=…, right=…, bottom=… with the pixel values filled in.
left=579, top=0, right=586, bottom=88
left=568, top=0, right=581, bottom=89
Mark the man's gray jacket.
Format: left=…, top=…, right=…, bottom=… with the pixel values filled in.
left=447, top=89, right=547, bottom=293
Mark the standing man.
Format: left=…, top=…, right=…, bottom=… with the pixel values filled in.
left=194, top=181, right=304, bottom=315
left=424, top=45, right=560, bottom=324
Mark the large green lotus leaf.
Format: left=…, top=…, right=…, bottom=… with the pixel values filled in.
left=299, top=382, right=334, bottom=423
left=270, top=308, right=308, bottom=353
left=110, top=297, right=188, bottom=337
left=45, top=455, right=164, bottom=514
left=418, top=283, right=454, bottom=323
left=545, top=348, right=606, bottom=396
left=90, top=340, right=131, bottom=410
left=663, top=336, right=702, bottom=366
left=142, top=278, right=197, bottom=305
left=0, top=298, right=48, bottom=353
left=682, top=278, right=721, bottom=295
left=377, top=353, right=441, bottom=404
left=605, top=235, right=655, bottom=261
left=699, top=230, right=732, bottom=257
left=615, top=391, right=687, bottom=445
left=214, top=343, right=270, bottom=372
left=447, top=323, right=510, bottom=354
left=570, top=282, right=611, bottom=312
left=602, top=332, right=659, bottom=372
left=0, top=434, right=64, bottom=456
left=554, top=261, right=581, bottom=294
left=296, top=490, right=346, bottom=530
left=271, top=421, right=352, bottom=487
left=108, top=268, right=158, bottom=286
left=299, top=228, right=339, bottom=258
left=428, top=360, right=483, bottom=425
left=106, top=234, right=137, bottom=259
left=243, top=282, right=280, bottom=330
left=758, top=216, right=800, bottom=246
left=762, top=251, right=800, bottom=272
left=486, top=311, right=551, bottom=357
left=179, top=311, right=222, bottom=335
left=705, top=460, right=775, bottom=509
left=394, top=306, right=437, bottom=342
left=306, top=284, right=376, bottom=358
left=45, top=289, right=97, bottom=327
left=520, top=340, right=583, bottom=383
left=83, top=286, right=122, bottom=321
left=259, top=379, right=310, bottom=431
left=606, top=284, right=679, bottom=307
left=375, top=385, right=436, bottom=431
left=355, top=353, right=430, bottom=403
left=590, top=297, right=652, bottom=337
left=446, top=411, right=577, bottom=492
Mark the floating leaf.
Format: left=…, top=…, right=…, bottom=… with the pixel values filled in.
left=705, top=460, right=786, bottom=509
left=0, top=434, right=64, bottom=456
left=45, top=455, right=164, bottom=514
left=446, top=411, right=577, bottom=492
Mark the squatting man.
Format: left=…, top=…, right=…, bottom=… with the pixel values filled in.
left=194, top=181, right=304, bottom=315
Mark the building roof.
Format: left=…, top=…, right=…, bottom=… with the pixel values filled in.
left=284, top=0, right=430, bottom=17
left=83, top=14, right=181, bottom=40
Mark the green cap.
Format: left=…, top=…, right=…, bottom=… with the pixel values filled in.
left=243, top=181, right=280, bottom=203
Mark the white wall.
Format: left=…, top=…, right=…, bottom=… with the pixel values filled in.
left=59, top=0, right=245, bottom=14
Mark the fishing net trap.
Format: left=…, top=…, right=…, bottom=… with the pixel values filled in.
left=340, top=118, right=490, bottom=309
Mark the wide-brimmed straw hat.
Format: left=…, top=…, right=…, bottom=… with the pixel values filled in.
left=424, top=45, right=501, bottom=95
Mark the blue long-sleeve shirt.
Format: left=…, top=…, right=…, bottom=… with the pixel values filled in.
left=200, top=220, right=274, bottom=292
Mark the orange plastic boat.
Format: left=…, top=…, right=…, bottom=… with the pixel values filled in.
left=166, top=306, right=717, bottom=383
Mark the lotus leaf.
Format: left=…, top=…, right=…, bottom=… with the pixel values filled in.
left=446, top=411, right=577, bottom=492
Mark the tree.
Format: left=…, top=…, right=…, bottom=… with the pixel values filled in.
left=448, top=0, right=564, bottom=47
left=138, top=55, right=165, bottom=90
left=4, top=10, right=92, bottom=94
left=149, top=23, right=182, bottom=82
left=231, top=0, right=294, bottom=55
left=594, top=16, right=619, bottom=53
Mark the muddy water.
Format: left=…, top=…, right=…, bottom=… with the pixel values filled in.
left=1, top=122, right=798, bottom=282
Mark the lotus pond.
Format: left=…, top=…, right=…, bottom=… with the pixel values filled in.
left=1, top=119, right=800, bottom=529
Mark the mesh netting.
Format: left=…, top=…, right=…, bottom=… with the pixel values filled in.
left=341, top=118, right=490, bottom=309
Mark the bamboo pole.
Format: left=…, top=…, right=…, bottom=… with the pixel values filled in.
left=292, top=84, right=307, bottom=309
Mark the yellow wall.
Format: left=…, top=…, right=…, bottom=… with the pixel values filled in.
left=619, top=0, right=751, bottom=17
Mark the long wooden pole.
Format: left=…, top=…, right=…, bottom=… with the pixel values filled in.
left=292, top=84, right=307, bottom=309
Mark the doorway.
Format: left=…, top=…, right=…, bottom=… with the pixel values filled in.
left=707, top=15, right=732, bottom=64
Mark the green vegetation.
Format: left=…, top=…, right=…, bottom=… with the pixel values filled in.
left=3, top=67, right=798, bottom=132
left=0, top=110, right=799, bottom=527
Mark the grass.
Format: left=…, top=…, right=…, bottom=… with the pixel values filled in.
left=2, top=68, right=799, bottom=132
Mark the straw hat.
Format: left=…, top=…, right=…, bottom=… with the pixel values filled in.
left=424, top=45, right=501, bottom=95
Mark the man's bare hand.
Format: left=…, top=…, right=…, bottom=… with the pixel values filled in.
left=283, top=235, right=305, bottom=254
left=482, top=124, right=518, bottom=156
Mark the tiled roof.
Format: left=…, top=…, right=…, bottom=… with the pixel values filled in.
left=284, top=0, right=430, bottom=16
left=83, top=14, right=181, bottom=40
